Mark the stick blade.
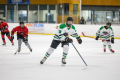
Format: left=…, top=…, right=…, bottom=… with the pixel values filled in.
left=83, top=66, right=88, bottom=70
left=82, top=32, right=85, bottom=36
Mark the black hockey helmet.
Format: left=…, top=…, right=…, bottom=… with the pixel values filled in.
left=66, top=17, right=73, bottom=28
left=106, top=22, right=111, bottom=26
left=20, top=21, right=25, bottom=28
left=67, top=17, right=73, bottom=22
left=20, top=21, right=24, bottom=25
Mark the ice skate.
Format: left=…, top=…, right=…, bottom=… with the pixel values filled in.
left=62, top=58, right=66, bottom=66
left=40, top=57, right=47, bottom=64
left=18, top=48, right=21, bottom=52
left=110, top=49, right=114, bottom=53
left=2, top=42, right=6, bottom=46
left=12, top=42, right=14, bottom=46
left=104, top=48, right=106, bottom=52
left=29, top=47, right=32, bottom=52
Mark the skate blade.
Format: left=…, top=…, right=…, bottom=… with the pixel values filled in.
left=62, top=64, right=65, bottom=66
left=83, top=66, right=88, bottom=70
left=112, top=51, right=115, bottom=53
left=40, top=61, right=43, bottom=64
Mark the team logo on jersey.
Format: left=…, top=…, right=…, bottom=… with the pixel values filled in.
left=20, top=31, right=24, bottom=35
left=103, top=31, right=108, bottom=35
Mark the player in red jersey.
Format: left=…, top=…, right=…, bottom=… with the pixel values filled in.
left=11, top=21, right=32, bottom=52
left=0, top=18, right=14, bottom=46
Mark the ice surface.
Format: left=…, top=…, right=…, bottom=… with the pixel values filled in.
left=0, top=35, right=120, bottom=80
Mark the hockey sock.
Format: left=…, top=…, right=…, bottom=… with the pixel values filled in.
left=1, top=35, right=5, bottom=43
left=63, top=53, right=67, bottom=58
left=103, top=45, right=106, bottom=49
left=24, top=42, right=31, bottom=49
left=108, top=45, right=112, bottom=50
left=45, top=47, right=55, bottom=58
left=7, top=36, right=13, bottom=43
left=18, top=39, right=22, bottom=49
left=63, top=45, right=69, bottom=58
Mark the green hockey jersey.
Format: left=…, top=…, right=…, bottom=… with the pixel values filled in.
left=96, top=26, right=114, bottom=40
left=53, top=23, right=79, bottom=41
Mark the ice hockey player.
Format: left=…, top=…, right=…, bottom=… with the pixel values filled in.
left=40, top=17, right=82, bottom=65
left=0, top=18, right=14, bottom=46
left=11, top=21, right=32, bottom=52
left=96, top=22, right=114, bottom=53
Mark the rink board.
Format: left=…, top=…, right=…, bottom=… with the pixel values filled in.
left=6, top=23, right=120, bottom=39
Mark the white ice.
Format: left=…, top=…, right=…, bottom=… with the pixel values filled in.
left=0, top=35, right=120, bottom=80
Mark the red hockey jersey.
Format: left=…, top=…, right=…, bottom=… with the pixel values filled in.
left=11, top=26, right=28, bottom=37
left=0, top=22, right=9, bottom=32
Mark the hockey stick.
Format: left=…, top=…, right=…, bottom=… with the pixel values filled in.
left=71, top=42, right=88, bottom=70
left=82, top=32, right=110, bottom=42
left=82, top=32, right=96, bottom=39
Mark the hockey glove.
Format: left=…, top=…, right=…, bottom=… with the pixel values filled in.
left=1, top=27, right=5, bottom=31
left=65, top=37, right=73, bottom=43
left=11, top=35, right=14, bottom=41
left=111, top=38, right=114, bottom=43
left=20, top=32, right=24, bottom=35
left=23, top=37, right=28, bottom=43
left=76, top=36, right=82, bottom=44
left=63, top=33, right=68, bottom=36
left=96, top=36, right=99, bottom=40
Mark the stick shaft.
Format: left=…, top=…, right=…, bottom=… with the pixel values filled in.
left=71, top=42, right=87, bottom=66
left=82, top=32, right=110, bottom=42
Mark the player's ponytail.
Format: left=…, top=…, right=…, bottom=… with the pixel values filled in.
left=55, top=26, right=59, bottom=29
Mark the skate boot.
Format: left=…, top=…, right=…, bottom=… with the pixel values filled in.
left=2, top=42, right=6, bottom=46
left=40, top=57, right=47, bottom=64
left=62, top=58, right=66, bottom=66
left=12, top=42, right=14, bottom=46
left=18, top=48, right=21, bottom=52
left=29, top=47, right=32, bottom=52
left=104, top=48, right=106, bottom=52
left=110, top=49, right=114, bottom=53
